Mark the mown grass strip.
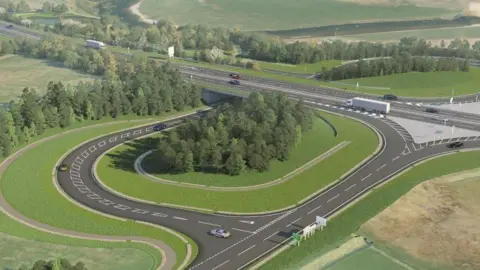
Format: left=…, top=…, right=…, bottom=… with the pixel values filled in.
left=258, top=150, right=480, bottom=269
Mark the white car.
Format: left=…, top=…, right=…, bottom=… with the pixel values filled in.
left=209, top=229, right=231, bottom=238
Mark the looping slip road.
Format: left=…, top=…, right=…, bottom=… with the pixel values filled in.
left=0, top=121, right=178, bottom=270
left=133, top=141, right=351, bottom=191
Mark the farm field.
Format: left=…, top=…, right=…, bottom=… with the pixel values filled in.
left=339, top=68, right=480, bottom=97
left=0, top=112, right=201, bottom=269
left=254, top=59, right=342, bottom=74
left=324, top=246, right=408, bottom=270
left=142, top=117, right=340, bottom=187
left=0, top=55, right=95, bottom=102
left=137, top=0, right=456, bottom=31
left=0, top=231, right=155, bottom=270
left=97, top=110, right=378, bottom=213
left=259, top=150, right=480, bottom=270
left=338, top=25, right=480, bottom=43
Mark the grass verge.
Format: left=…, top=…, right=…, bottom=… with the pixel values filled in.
left=0, top=111, right=201, bottom=270
left=257, top=150, right=480, bottom=269
left=142, top=117, right=339, bottom=187
left=97, top=110, right=378, bottom=213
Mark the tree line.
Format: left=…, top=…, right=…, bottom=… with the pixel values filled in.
left=155, top=92, right=313, bottom=176
left=322, top=53, right=470, bottom=81
left=0, top=56, right=201, bottom=157
left=14, top=258, right=87, bottom=270
left=3, top=7, right=480, bottom=69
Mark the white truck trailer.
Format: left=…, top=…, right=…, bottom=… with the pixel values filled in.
left=346, top=97, right=390, bottom=114
left=86, top=40, right=106, bottom=49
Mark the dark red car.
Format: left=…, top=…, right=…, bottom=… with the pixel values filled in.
left=230, top=73, right=241, bottom=79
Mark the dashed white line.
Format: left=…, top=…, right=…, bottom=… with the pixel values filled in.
left=232, top=228, right=255, bottom=234
left=287, top=217, right=302, bottom=227
left=455, top=137, right=461, bottom=142
left=376, top=164, right=386, bottom=171
left=361, top=174, right=372, bottom=181
left=198, top=221, right=221, bottom=227
left=392, top=156, right=399, bottom=161
left=344, top=184, right=356, bottom=192
left=237, top=245, right=256, bottom=256
left=173, top=216, right=188, bottom=221
left=109, top=137, right=117, bottom=142
left=307, top=205, right=322, bottom=215
left=327, top=194, right=339, bottom=203
left=152, top=212, right=168, bottom=217
left=263, top=231, right=279, bottom=241
left=212, top=260, right=230, bottom=270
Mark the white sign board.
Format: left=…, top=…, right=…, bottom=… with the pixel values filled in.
left=168, top=46, right=175, bottom=58
left=316, top=216, right=327, bottom=227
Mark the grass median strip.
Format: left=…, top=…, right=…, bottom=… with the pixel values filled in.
left=97, top=111, right=378, bottom=213
left=258, top=150, right=480, bottom=270
left=0, top=112, right=200, bottom=270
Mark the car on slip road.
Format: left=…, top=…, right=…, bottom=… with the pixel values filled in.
left=382, top=94, right=398, bottom=100
left=208, top=229, right=231, bottom=238
left=58, top=163, right=69, bottom=172
left=447, top=142, right=464, bottom=148
left=153, top=123, right=168, bottom=131
left=425, top=108, right=438, bottom=113
left=229, top=79, right=240, bottom=85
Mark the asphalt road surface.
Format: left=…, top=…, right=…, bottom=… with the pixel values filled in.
left=56, top=102, right=480, bottom=270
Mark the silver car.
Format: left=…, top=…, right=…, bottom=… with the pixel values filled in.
left=209, top=229, right=231, bottom=238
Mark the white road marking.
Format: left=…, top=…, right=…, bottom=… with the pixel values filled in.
left=77, top=187, right=90, bottom=193
left=392, top=156, right=399, bottom=161
left=99, top=199, right=115, bottom=206
left=109, top=137, right=117, bottom=142
left=74, top=157, right=83, bottom=164
left=98, top=141, right=106, bottom=147
left=71, top=163, right=81, bottom=171
left=132, top=209, right=149, bottom=214
left=88, top=145, right=96, bottom=152
left=232, top=228, right=255, bottom=234
left=411, top=143, right=418, bottom=151
left=145, top=127, right=153, bottom=132
left=466, top=136, right=472, bottom=141
left=307, top=205, right=322, bottom=215
left=455, top=137, right=461, bottom=142
left=133, top=130, right=142, bottom=135
left=121, top=133, right=130, bottom=138
left=81, top=151, right=89, bottom=158
left=173, top=216, right=187, bottom=221
left=376, top=164, right=386, bottom=171
left=344, top=184, right=356, bottom=192
left=287, top=217, right=302, bottom=227
left=212, top=260, right=229, bottom=270
left=70, top=170, right=80, bottom=177
left=263, top=231, right=279, bottom=241
left=114, top=204, right=130, bottom=210
left=237, top=245, right=256, bottom=256
left=239, top=220, right=254, bottom=224
left=447, top=137, right=453, bottom=143
left=475, top=136, right=479, bottom=140
left=327, top=194, right=339, bottom=203
left=198, top=221, right=222, bottom=227
left=87, top=193, right=101, bottom=200
left=151, top=212, right=168, bottom=217
left=360, top=174, right=372, bottom=181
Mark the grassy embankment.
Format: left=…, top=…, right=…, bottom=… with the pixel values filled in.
left=0, top=111, right=201, bottom=269
left=259, top=150, right=480, bottom=269
left=97, top=111, right=378, bottom=213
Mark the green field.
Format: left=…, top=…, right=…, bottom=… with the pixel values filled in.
left=97, top=111, right=378, bottom=213
left=0, top=232, right=156, bottom=270
left=138, top=0, right=455, bottom=31
left=339, top=69, right=480, bottom=97
left=326, top=246, right=407, bottom=270
left=259, top=150, right=480, bottom=270
left=340, top=25, right=480, bottom=42
left=0, top=113, right=200, bottom=269
left=254, top=60, right=342, bottom=74
left=0, top=55, right=95, bottom=102
left=142, top=117, right=339, bottom=187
